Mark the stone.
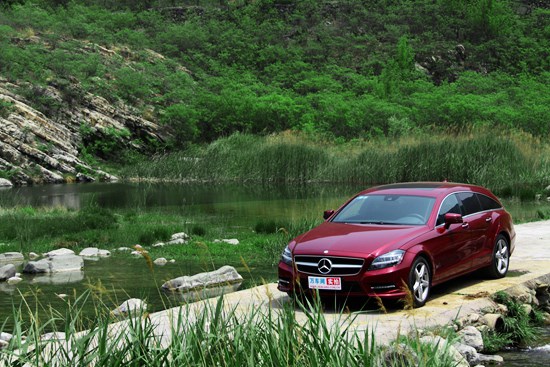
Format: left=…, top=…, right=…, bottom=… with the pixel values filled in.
left=420, top=336, right=469, bottom=367
left=23, top=259, right=50, bottom=274
left=521, top=304, right=533, bottom=317
left=506, top=284, right=533, bottom=304
left=162, top=265, right=243, bottom=292
left=44, top=248, right=75, bottom=257
left=170, top=232, right=189, bottom=241
left=457, top=326, right=484, bottom=352
left=214, top=239, right=240, bottom=245
left=476, top=353, right=504, bottom=364
left=542, top=312, right=550, bottom=325
left=117, top=247, right=132, bottom=252
left=0, top=178, right=12, bottom=187
left=0, top=264, right=16, bottom=281
left=112, top=298, right=147, bottom=317
left=381, top=343, right=419, bottom=366
left=0, top=339, right=8, bottom=350
left=7, top=276, right=22, bottom=285
left=28, top=252, right=39, bottom=260
left=79, top=247, right=111, bottom=258
left=154, top=257, right=168, bottom=266
left=453, top=342, right=479, bottom=365
left=0, top=252, right=24, bottom=264
left=23, top=254, right=83, bottom=273
left=76, top=172, right=95, bottom=182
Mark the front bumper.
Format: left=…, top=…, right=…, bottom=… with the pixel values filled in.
left=277, top=257, right=413, bottom=300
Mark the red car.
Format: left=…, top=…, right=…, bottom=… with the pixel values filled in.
left=278, top=182, right=515, bottom=307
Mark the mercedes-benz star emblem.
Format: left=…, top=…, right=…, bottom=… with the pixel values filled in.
left=318, top=258, right=332, bottom=275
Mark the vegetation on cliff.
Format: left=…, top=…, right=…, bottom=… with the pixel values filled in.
left=0, top=0, right=549, bottom=187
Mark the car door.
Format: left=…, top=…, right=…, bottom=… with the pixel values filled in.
left=457, top=192, right=490, bottom=269
left=427, top=193, right=472, bottom=282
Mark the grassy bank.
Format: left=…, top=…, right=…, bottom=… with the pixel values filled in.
left=120, top=131, right=550, bottom=199
left=0, top=292, right=457, bottom=367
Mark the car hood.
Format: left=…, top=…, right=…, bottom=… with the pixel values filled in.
left=292, top=222, right=430, bottom=258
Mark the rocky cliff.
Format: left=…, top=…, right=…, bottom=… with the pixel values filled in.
left=0, top=77, right=166, bottom=185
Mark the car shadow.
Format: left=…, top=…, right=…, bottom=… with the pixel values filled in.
left=269, top=268, right=531, bottom=314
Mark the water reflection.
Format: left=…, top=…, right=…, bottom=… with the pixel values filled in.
left=30, top=271, right=84, bottom=285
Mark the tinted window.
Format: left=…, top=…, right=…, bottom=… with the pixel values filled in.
left=458, top=192, right=482, bottom=215
left=477, top=194, right=501, bottom=211
left=437, top=194, right=462, bottom=226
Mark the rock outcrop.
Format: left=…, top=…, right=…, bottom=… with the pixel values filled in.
left=0, top=74, right=166, bottom=185
left=162, top=265, right=243, bottom=292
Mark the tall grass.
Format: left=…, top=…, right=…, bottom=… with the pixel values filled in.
left=120, top=131, right=550, bottom=198
left=0, top=291, right=458, bottom=367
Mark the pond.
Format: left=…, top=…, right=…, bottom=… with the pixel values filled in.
left=500, top=326, right=550, bottom=366
left=1, top=182, right=549, bottom=332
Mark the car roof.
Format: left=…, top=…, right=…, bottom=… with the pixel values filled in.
left=359, top=182, right=495, bottom=199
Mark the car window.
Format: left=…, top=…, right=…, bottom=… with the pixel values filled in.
left=332, top=194, right=435, bottom=225
left=458, top=192, right=482, bottom=216
left=436, top=194, right=462, bottom=226
left=477, top=193, right=501, bottom=211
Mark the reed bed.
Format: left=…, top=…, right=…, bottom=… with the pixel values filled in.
left=120, top=132, right=550, bottom=198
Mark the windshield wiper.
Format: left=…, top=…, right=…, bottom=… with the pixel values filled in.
left=359, top=221, right=391, bottom=225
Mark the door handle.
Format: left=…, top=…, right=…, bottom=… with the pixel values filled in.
left=461, top=222, right=469, bottom=228
left=485, top=217, right=492, bottom=222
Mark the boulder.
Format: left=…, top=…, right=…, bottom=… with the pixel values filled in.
left=381, top=343, right=419, bottom=366
left=112, top=298, right=147, bottom=317
left=453, top=342, right=479, bottom=365
left=457, top=326, right=484, bottom=352
left=476, top=354, right=504, bottom=365
left=0, top=264, right=16, bottom=281
left=44, top=248, right=75, bottom=257
left=506, top=284, right=534, bottom=304
left=23, top=254, right=83, bottom=274
left=162, top=266, right=243, bottom=292
left=153, top=233, right=189, bottom=247
left=7, top=276, right=22, bottom=285
left=79, top=247, right=111, bottom=258
left=0, top=178, right=12, bottom=187
left=420, top=336, right=469, bottom=367
left=117, top=247, right=132, bottom=252
left=28, top=252, right=39, bottom=260
left=154, top=257, right=168, bottom=266
left=0, top=252, right=24, bottom=264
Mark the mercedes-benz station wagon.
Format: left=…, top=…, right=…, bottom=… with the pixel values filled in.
left=277, top=182, right=515, bottom=307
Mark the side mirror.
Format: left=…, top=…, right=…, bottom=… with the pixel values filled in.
left=444, top=213, right=463, bottom=228
left=323, top=210, right=335, bottom=220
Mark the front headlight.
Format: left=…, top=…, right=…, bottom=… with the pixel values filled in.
left=281, top=245, right=293, bottom=266
left=368, top=249, right=405, bottom=270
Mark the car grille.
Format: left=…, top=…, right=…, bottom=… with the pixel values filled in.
left=294, top=255, right=364, bottom=276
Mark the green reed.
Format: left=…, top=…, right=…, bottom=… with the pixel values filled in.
left=120, top=132, right=550, bottom=198
left=1, top=290, right=458, bottom=367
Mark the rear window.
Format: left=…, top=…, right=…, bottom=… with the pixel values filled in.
left=477, top=194, right=501, bottom=211
left=458, top=192, right=482, bottom=215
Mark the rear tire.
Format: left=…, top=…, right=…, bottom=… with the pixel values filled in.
left=486, top=234, right=510, bottom=279
left=408, top=257, right=431, bottom=308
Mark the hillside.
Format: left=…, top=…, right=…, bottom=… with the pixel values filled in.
left=0, top=0, right=549, bottom=185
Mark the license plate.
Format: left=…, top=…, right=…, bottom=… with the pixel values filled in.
left=308, top=276, right=342, bottom=290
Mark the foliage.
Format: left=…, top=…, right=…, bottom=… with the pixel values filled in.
left=484, top=290, right=541, bottom=350
left=0, top=0, right=547, bottom=154
left=121, top=131, right=550, bottom=198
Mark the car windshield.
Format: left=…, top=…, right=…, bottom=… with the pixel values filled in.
left=331, top=194, right=436, bottom=225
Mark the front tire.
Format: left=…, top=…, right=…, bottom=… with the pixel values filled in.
left=486, top=234, right=510, bottom=279
left=408, top=257, right=431, bottom=308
